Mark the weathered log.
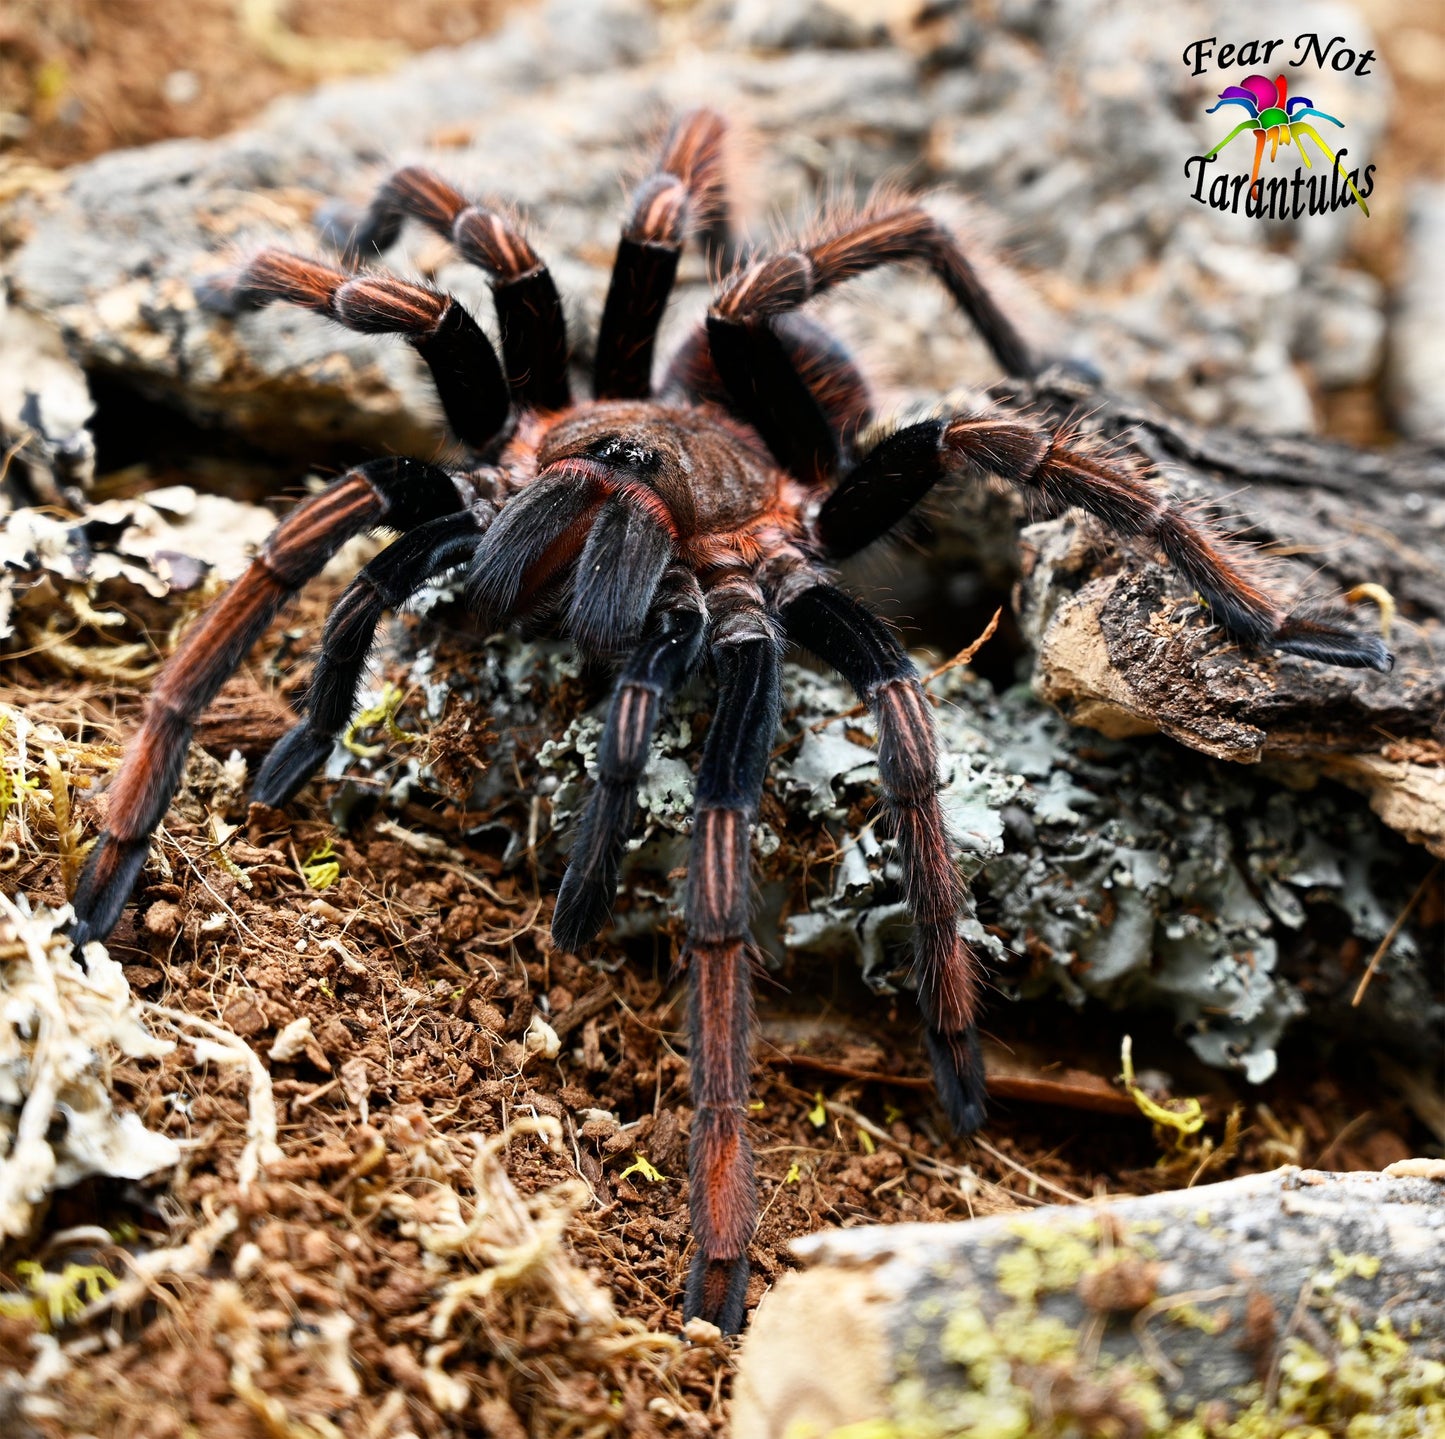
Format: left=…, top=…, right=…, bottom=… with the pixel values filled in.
left=732, top=1165, right=1445, bottom=1437
left=1003, top=370, right=1445, bottom=858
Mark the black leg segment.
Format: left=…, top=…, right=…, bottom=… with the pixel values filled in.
left=815, top=419, right=948, bottom=557
left=253, top=510, right=484, bottom=807
left=595, top=109, right=729, bottom=399
left=323, top=165, right=571, bottom=412
left=783, top=583, right=987, bottom=1135
left=683, top=612, right=783, bottom=1333
left=552, top=574, right=706, bottom=950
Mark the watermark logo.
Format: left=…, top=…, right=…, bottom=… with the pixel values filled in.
left=1183, top=35, right=1376, bottom=220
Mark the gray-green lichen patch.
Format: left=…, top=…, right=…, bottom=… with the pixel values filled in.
left=777, top=659, right=1436, bottom=1084
left=878, top=1210, right=1445, bottom=1439
left=333, top=616, right=1437, bottom=1084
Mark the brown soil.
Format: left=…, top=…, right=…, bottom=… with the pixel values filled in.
left=0, top=0, right=511, bottom=169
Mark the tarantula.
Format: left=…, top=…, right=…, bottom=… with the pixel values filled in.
left=68, top=110, right=1390, bottom=1332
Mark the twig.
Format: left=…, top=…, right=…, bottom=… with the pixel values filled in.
left=1132, top=1283, right=1246, bottom=1387
left=1351, top=860, right=1440, bottom=1006
left=968, top=1133, right=1087, bottom=1205
left=771, top=606, right=1005, bottom=760
left=806, top=606, right=1004, bottom=735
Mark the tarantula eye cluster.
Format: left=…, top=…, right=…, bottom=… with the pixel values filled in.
left=587, top=435, right=661, bottom=472
left=67, top=109, right=1390, bottom=1333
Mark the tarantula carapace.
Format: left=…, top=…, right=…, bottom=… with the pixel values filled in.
left=69, top=110, right=1390, bottom=1332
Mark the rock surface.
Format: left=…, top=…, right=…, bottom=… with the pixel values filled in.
left=732, top=1166, right=1445, bottom=1438
left=3, top=0, right=1402, bottom=457
left=1390, top=183, right=1445, bottom=442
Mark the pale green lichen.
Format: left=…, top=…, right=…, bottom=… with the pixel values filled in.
left=992, top=1218, right=1097, bottom=1303
left=864, top=1218, right=1442, bottom=1439
left=1166, top=1301, right=1232, bottom=1336
left=1319, top=1249, right=1384, bottom=1293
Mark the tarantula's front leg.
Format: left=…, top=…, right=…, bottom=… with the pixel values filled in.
left=254, top=508, right=487, bottom=806
left=683, top=575, right=783, bottom=1333
left=209, top=251, right=510, bottom=452
left=552, top=568, right=707, bottom=951
left=595, top=109, right=729, bottom=400
left=322, top=169, right=570, bottom=412
left=69, top=457, right=467, bottom=946
left=815, top=417, right=1393, bottom=670
left=782, top=583, right=986, bottom=1133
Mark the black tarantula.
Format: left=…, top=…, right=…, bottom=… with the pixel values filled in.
left=68, top=110, right=1391, bottom=1332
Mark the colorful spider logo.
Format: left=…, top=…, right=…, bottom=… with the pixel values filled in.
left=1205, top=73, right=1370, bottom=216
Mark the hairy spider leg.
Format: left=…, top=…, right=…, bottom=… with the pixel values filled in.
left=811, top=419, right=954, bottom=558
left=783, top=582, right=987, bottom=1133
left=551, top=569, right=707, bottom=951
left=69, top=457, right=468, bottom=946
left=683, top=576, right=783, bottom=1334
left=594, top=108, right=730, bottom=400
left=661, top=314, right=872, bottom=462
left=706, top=203, right=1037, bottom=484
left=567, top=496, right=677, bottom=654
left=253, top=508, right=489, bottom=807
left=816, top=416, right=1392, bottom=670
left=465, top=465, right=678, bottom=651
left=215, top=250, right=510, bottom=452
left=321, top=167, right=571, bottom=413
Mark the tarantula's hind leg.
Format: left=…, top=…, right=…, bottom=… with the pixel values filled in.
left=783, top=582, right=987, bottom=1134
left=70, top=457, right=467, bottom=947
left=552, top=570, right=706, bottom=951
left=320, top=168, right=571, bottom=411
left=595, top=109, right=729, bottom=400
left=254, top=509, right=487, bottom=807
left=817, top=416, right=1393, bottom=672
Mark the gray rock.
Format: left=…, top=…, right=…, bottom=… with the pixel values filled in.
left=727, top=0, right=878, bottom=52
left=1295, top=266, right=1386, bottom=389
left=3, top=0, right=1395, bottom=461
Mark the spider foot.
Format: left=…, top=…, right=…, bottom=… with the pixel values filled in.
left=925, top=1023, right=988, bottom=1136
left=684, top=1252, right=750, bottom=1335
left=69, top=834, right=151, bottom=949
left=193, top=272, right=254, bottom=319
left=253, top=723, right=335, bottom=808
left=552, top=780, right=635, bottom=951
left=551, top=865, right=616, bottom=953
left=1273, top=616, right=1393, bottom=672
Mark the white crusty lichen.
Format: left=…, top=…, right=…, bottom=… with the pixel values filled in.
left=352, top=625, right=1435, bottom=1087
left=0, top=894, right=179, bottom=1240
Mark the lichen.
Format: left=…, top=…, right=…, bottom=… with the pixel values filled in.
left=868, top=1218, right=1445, bottom=1439
left=365, top=619, right=1439, bottom=1084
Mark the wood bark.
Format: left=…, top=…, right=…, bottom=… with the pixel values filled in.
left=732, top=1165, right=1445, bottom=1438
left=1000, top=370, right=1445, bottom=858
